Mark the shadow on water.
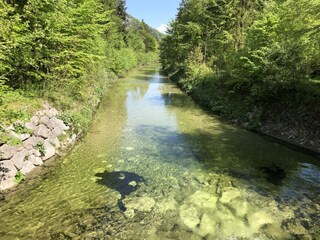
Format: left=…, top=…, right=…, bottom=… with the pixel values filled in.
left=95, top=171, right=145, bottom=211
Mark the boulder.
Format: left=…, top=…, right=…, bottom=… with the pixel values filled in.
left=47, top=108, right=59, bottom=118
left=0, top=160, right=17, bottom=178
left=219, top=187, right=241, bottom=204
left=179, top=204, right=200, bottom=231
left=40, top=116, right=55, bottom=130
left=20, top=161, right=36, bottom=174
left=30, top=116, right=40, bottom=126
left=25, top=122, right=37, bottom=132
left=198, top=214, right=216, bottom=237
left=20, top=133, right=31, bottom=141
left=23, top=136, right=37, bottom=150
left=188, top=191, right=217, bottom=210
left=52, top=117, right=69, bottom=131
left=42, top=140, right=56, bottom=161
left=35, top=124, right=50, bottom=139
left=47, top=133, right=61, bottom=148
left=248, top=210, right=273, bottom=231
left=124, top=196, right=155, bottom=213
left=0, top=177, right=16, bottom=191
left=0, top=144, right=18, bottom=160
left=28, top=155, right=43, bottom=166
left=10, top=151, right=26, bottom=169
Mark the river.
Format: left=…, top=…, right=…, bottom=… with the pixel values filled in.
left=0, top=65, right=319, bottom=239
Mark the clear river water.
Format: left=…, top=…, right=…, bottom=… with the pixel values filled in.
left=0, top=65, right=319, bottom=239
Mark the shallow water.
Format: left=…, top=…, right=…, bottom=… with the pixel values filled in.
left=0, top=65, right=320, bottom=239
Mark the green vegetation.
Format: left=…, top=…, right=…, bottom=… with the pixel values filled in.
left=160, top=0, right=320, bottom=129
left=14, top=171, right=26, bottom=184
left=0, top=0, right=160, bottom=133
left=35, top=142, right=46, bottom=156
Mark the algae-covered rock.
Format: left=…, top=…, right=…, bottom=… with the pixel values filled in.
left=124, top=196, right=155, bottom=213
left=179, top=204, right=200, bottom=230
left=188, top=190, right=217, bottom=210
left=248, top=210, right=273, bottom=231
left=198, top=213, right=216, bottom=237
left=219, top=187, right=241, bottom=203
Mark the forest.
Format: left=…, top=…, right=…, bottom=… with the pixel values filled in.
left=0, top=0, right=159, bottom=134
left=160, top=0, right=320, bottom=140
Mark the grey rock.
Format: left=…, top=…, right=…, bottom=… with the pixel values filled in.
left=0, top=160, right=18, bottom=178
left=47, top=134, right=60, bottom=148
left=35, top=124, right=50, bottom=138
left=28, top=155, right=43, bottom=166
left=47, top=108, right=59, bottom=118
left=25, top=122, right=37, bottom=131
left=8, top=131, right=21, bottom=140
left=31, top=116, right=40, bottom=126
left=20, top=160, right=36, bottom=174
left=20, top=133, right=31, bottom=141
left=0, top=177, right=16, bottom=191
left=40, top=116, right=55, bottom=130
left=23, top=136, right=38, bottom=150
left=52, top=117, right=69, bottom=131
left=10, top=151, right=26, bottom=169
left=0, top=144, right=18, bottom=160
left=42, top=140, right=55, bottom=161
left=34, top=150, right=42, bottom=157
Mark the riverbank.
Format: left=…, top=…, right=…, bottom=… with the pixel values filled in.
left=175, top=78, right=320, bottom=157
left=0, top=61, right=158, bottom=192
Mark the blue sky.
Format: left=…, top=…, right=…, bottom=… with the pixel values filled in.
left=126, top=0, right=181, bottom=33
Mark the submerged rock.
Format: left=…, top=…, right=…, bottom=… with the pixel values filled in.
left=248, top=210, right=273, bottom=231
left=179, top=204, right=200, bottom=230
left=219, top=187, right=241, bottom=204
left=124, top=196, right=156, bottom=213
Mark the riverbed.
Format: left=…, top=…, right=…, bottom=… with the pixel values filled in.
left=0, top=65, right=319, bottom=239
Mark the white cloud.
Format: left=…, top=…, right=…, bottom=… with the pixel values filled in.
left=157, top=24, right=169, bottom=34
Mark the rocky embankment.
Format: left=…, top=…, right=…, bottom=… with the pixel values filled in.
left=0, top=104, right=74, bottom=191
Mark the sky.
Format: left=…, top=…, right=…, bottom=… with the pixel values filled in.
left=126, top=0, right=181, bottom=34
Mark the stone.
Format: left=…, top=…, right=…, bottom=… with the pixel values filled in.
left=35, top=125, right=48, bottom=138
left=47, top=108, right=59, bottom=118
left=25, top=122, right=37, bottom=131
left=188, top=191, right=217, bottom=210
left=31, top=116, right=40, bottom=126
left=154, top=197, right=177, bottom=214
left=179, top=204, right=200, bottom=231
left=0, top=160, right=17, bottom=178
left=228, top=197, right=248, bottom=217
left=124, top=196, right=155, bottom=213
left=8, top=131, right=21, bottom=140
left=20, top=160, right=36, bottom=174
left=23, top=136, right=37, bottom=150
left=20, top=133, right=31, bottom=141
left=28, top=155, right=43, bottom=166
left=198, top=214, right=216, bottom=237
left=42, top=140, right=55, bottom=161
left=0, top=177, right=16, bottom=191
left=34, top=150, right=42, bottom=157
left=248, top=210, right=273, bottom=231
left=10, top=151, right=26, bottom=169
left=40, top=116, right=55, bottom=130
left=35, top=124, right=50, bottom=138
left=47, top=132, right=61, bottom=148
left=0, top=144, right=18, bottom=160
left=220, top=187, right=241, bottom=204
left=52, top=117, right=69, bottom=131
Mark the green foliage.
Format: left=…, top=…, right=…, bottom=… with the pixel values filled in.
left=161, top=0, right=320, bottom=123
left=35, top=142, right=46, bottom=156
left=0, top=0, right=160, bottom=133
left=15, top=171, right=26, bottom=184
left=13, top=123, right=32, bottom=134
left=0, top=133, right=22, bottom=146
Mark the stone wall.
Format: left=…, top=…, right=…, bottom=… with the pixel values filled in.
left=0, top=104, right=72, bottom=191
